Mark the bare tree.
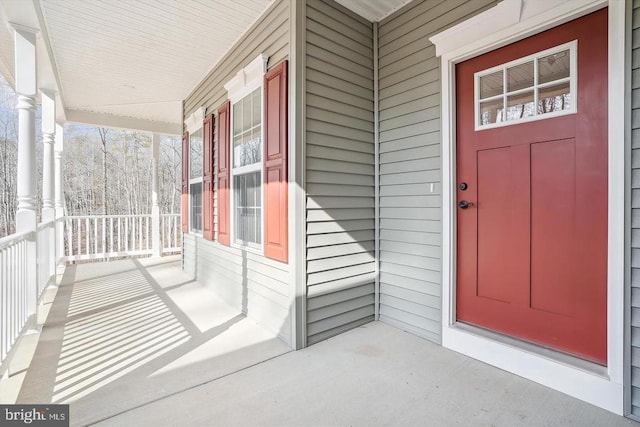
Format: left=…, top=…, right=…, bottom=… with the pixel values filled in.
left=98, top=127, right=109, bottom=215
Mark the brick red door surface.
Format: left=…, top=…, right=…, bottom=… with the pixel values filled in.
left=456, top=9, right=608, bottom=364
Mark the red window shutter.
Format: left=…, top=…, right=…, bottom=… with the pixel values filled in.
left=203, top=114, right=215, bottom=240
left=217, top=101, right=231, bottom=246
left=181, top=132, right=189, bottom=233
left=263, top=60, right=288, bottom=263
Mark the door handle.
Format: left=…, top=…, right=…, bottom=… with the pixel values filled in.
left=458, top=200, right=474, bottom=209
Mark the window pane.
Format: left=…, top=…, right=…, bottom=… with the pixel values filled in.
left=252, top=89, right=261, bottom=128
left=190, top=182, right=202, bottom=233
left=233, top=102, right=242, bottom=136
left=234, top=172, right=261, bottom=245
left=479, top=71, right=503, bottom=100
left=232, top=89, right=262, bottom=168
left=243, top=94, right=252, bottom=131
left=190, top=129, right=203, bottom=179
left=479, top=98, right=503, bottom=125
left=252, top=128, right=261, bottom=162
left=506, top=91, right=535, bottom=121
left=507, top=61, right=534, bottom=92
left=233, top=130, right=261, bottom=167
left=538, top=82, right=571, bottom=114
left=538, top=49, right=570, bottom=84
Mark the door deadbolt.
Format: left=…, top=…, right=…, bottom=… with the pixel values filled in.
left=459, top=182, right=468, bottom=191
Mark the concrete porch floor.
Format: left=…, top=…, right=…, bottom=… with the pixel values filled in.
left=4, top=256, right=638, bottom=426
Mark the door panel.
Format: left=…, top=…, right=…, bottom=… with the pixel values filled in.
left=477, top=146, right=530, bottom=306
left=530, top=139, right=575, bottom=316
left=455, top=9, right=608, bottom=363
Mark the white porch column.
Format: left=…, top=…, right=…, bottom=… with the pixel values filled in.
left=12, top=23, right=39, bottom=325
left=41, top=91, right=56, bottom=275
left=55, top=123, right=64, bottom=262
left=151, top=133, right=161, bottom=257
left=41, top=91, right=55, bottom=223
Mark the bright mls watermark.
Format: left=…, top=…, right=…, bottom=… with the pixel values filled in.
left=0, top=405, right=69, bottom=426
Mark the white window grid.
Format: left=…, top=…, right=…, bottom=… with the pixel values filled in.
left=474, top=40, right=577, bottom=131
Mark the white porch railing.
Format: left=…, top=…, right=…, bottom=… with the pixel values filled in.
left=63, top=214, right=181, bottom=262
left=37, top=220, right=57, bottom=297
left=160, top=214, right=181, bottom=254
left=0, top=230, right=32, bottom=365
left=1, top=213, right=181, bottom=367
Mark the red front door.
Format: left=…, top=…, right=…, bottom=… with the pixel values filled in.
left=455, top=9, right=608, bottom=364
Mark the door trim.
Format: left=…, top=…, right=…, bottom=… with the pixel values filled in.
left=430, top=0, right=625, bottom=415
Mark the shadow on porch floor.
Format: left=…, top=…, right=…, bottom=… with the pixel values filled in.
left=14, top=255, right=290, bottom=425
left=8, top=256, right=640, bottom=426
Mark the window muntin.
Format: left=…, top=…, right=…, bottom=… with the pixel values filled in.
left=231, top=87, right=262, bottom=248
left=475, top=41, right=576, bottom=130
left=189, top=128, right=203, bottom=233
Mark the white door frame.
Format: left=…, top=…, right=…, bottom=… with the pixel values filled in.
left=430, top=0, right=625, bottom=414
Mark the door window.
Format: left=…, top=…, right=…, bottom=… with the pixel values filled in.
left=475, top=41, right=576, bottom=130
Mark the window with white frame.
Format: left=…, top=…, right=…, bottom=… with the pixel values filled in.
left=232, top=88, right=262, bottom=247
left=475, top=41, right=577, bottom=130
left=224, top=53, right=268, bottom=250
left=189, top=128, right=203, bottom=233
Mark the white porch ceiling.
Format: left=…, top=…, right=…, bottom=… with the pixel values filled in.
left=0, top=0, right=412, bottom=135
left=0, top=0, right=274, bottom=134
left=336, top=0, right=413, bottom=22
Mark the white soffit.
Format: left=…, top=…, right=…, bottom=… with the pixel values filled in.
left=335, top=0, right=413, bottom=22
left=0, top=0, right=274, bottom=134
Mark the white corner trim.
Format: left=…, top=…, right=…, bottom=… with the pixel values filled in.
left=435, top=0, right=624, bottom=415
left=606, top=0, right=626, bottom=388
left=224, top=53, right=269, bottom=103
left=429, top=0, right=606, bottom=59
left=184, top=107, right=205, bottom=134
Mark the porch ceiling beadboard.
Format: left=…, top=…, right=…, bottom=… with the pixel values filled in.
left=335, top=0, right=413, bottom=22
left=0, top=0, right=275, bottom=133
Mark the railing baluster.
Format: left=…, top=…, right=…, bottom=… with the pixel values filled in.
left=2, top=248, right=7, bottom=361
left=66, top=219, right=71, bottom=259
left=133, top=216, right=137, bottom=252
left=84, top=218, right=89, bottom=256
left=109, top=217, right=113, bottom=256
left=174, top=216, right=178, bottom=250
left=9, top=245, right=14, bottom=360
left=133, top=217, right=136, bottom=252
left=101, top=217, right=106, bottom=259
left=145, top=217, right=149, bottom=251
left=76, top=219, right=81, bottom=259
left=135, top=217, right=139, bottom=252
left=162, top=216, right=166, bottom=251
